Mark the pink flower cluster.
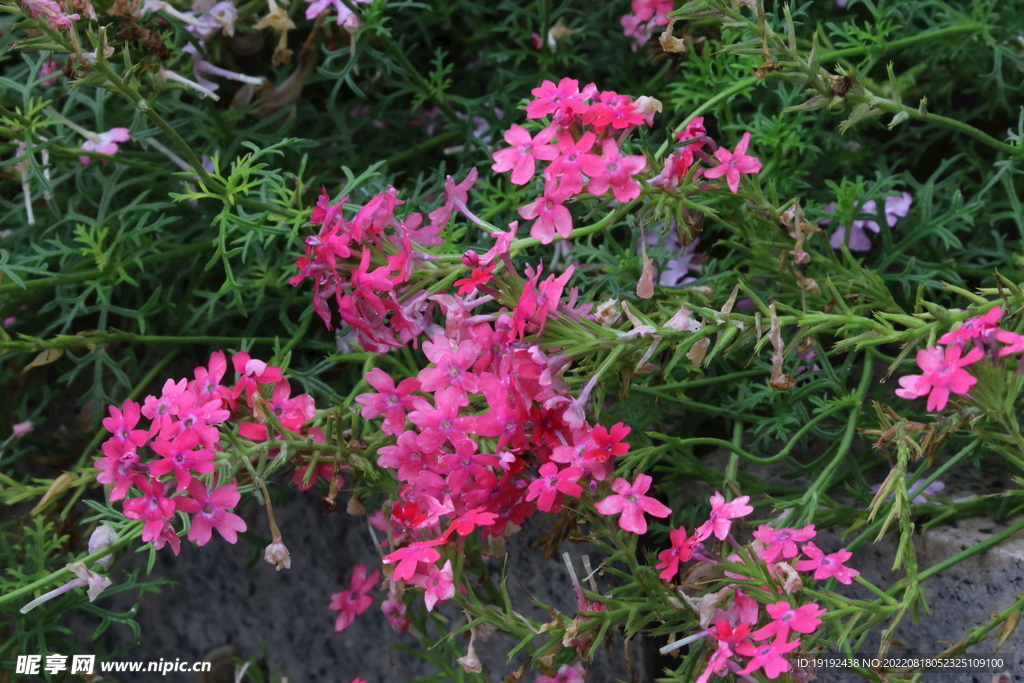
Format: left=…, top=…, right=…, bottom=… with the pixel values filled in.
left=650, top=117, right=762, bottom=195
left=291, top=172, right=484, bottom=346
left=491, top=77, right=651, bottom=244
left=347, top=261, right=662, bottom=620
left=620, top=0, right=673, bottom=51
left=896, top=305, right=1024, bottom=412
left=656, top=498, right=854, bottom=682
left=94, top=350, right=319, bottom=553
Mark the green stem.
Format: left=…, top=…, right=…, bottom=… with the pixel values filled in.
left=783, top=354, right=873, bottom=528
left=91, top=61, right=225, bottom=195
left=855, top=95, right=1022, bottom=156
left=819, top=23, right=987, bottom=63
left=0, top=524, right=142, bottom=608
left=0, top=240, right=214, bottom=296
left=1, top=332, right=282, bottom=354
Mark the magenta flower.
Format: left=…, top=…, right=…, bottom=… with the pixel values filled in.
left=594, top=473, right=672, bottom=535
left=101, top=399, right=149, bottom=458
left=525, top=462, right=584, bottom=513
left=735, top=636, right=801, bottom=679
left=122, top=476, right=177, bottom=543
left=148, top=430, right=215, bottom=491
left=701, top=132, right=762, bottom=194
left=408, top=559, right=454, bottom=611
left=937, top=306, right=1002, bottom=346
left=382, top=538, right=444, bottom=582
left=175, top=480, right=246, bottom=546
left=795, top=542, right=859, bottom=584
left=79, top=128, right=131, bottom=166
left=491, top=123, right=559, bottom=185
left=526, top=77, right=590, bottom=120
left=752, top=524, right=816, bottom=563
left=96, top=451, right=144, bottom=502
left=329, top=564, right=380, bottom=631
left=695, top=491, right=754, bottom=541
left=354, top=368, right=422, bottom=436
left=752, top=602, right=826, bottom=642
left=656, top=526, right=697, bottom=581
left=894, top=344, right=984, bottom=412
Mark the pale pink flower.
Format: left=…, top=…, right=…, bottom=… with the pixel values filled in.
left=593, top=473, right=672, bottom=535
left=695, top=492, right=754, bottom=541
left=80, top=128, right=131, bottom=166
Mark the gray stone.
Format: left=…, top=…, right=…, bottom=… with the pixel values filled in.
left=80, top=490, right=646, bottom=683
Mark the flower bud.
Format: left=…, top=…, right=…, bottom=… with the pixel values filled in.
left=88, top=524, right=119, bottom=570
left=264, top=538, right=291, bottom=571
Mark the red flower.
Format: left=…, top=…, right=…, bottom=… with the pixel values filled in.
left=453, top=264, right=496, bottom=295
left=656, top=526, right=697, bottom=581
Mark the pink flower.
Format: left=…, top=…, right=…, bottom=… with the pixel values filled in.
left=795, top=542, right=859, bottom=584
left=585, top=138, right=647, bottom=202
left=752, top=524, right=816, bottom=563
left=354, top=369, right=421, bottom=436
left=519, top=193, right=573, bottom=244
left=479, top=221, right=518, bottom=266
left=752, top=602, right=826, bottom=642
left=937, top=306, right=1002, bottom=346
left=408, top=559, right=454, bottom=611
left=735, top=636, right=801, bottom=679
left=382, top=538, right=444, bottom=582
left=525, top=462, right=584, bottom=513
left=304, top=0, right=368, bottom=29
left=79, top=128, right=131, bottom=166
left=329, top=564, right=380, bottom=631
left=894, top=344, right=984, bottom=412
left=148, top=430, right=215, bottom=491
left=101, top=400, right=150, bottom=459
left=534, top=663, right=586, bottom=683
left=491, top=123, right=559, bottom=185
left=656, top=526, right=697, bottom=581
left=96, top=451, right=144, bottom=502
left=526, top=77, right=590, bottom=120
left=122, top=476, right=177, bottom=543
left=701, top=132, right=762, bottom=194
left=544, top=131, right=603, bottom=199
left=175, top=480, right=246, bottom=546
left=996, top=328, right=1024, bottom=357
left=593, top=473, right=672, bottom=535
left=695, top=492, right=754, bottom=541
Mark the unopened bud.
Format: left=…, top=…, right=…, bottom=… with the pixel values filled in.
left=88, top=524, right=119, bottom=570
left=264, top=537, right=291, bottom=571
